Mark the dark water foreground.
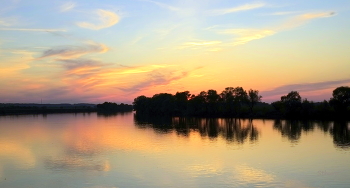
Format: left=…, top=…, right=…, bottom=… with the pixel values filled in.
left=0, top=112, right=349, bottom=188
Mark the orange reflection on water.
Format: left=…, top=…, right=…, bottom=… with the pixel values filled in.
left=61, top=116, right=167, bottom=155
left=0, top=140, right=36, bottom=169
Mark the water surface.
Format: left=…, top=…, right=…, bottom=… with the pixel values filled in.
left=0, top=113, right=349, bottom=188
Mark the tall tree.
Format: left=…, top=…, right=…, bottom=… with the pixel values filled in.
left=174, top=91, right=191, bottom=115
left=280, top=91, right=302, bottom=118
left=330, top=86, right=350, bottom=115
left=248, top=89, right=262, bottom=114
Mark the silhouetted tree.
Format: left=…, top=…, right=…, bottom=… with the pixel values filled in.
left=188, top=91, right=207, bottom=115
left=248, top=89, right=262, bottom=114
left=220, top=87, right=248, bottom=116
left=97, top=102, right=132, bottom=112
left=206, top=89, right=220, bottom=115
left=330, top=86, right=350, bottom=117
left=314, top=100, right=333, bottom=119
left=300, top=99, right=314, bottom=119
left=281, top=91, right=302, bottom=118
left=149, top=93, right=176, bottom=115
left=271, top=100, right=285, bottom=116
left=133, top=95, right=151, bottom=113
left=174, top=91, right=190, bottom=115
left=220, top=87, right=236, bottom=116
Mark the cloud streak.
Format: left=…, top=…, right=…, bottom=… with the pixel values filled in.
left=118, top=66, right=203, bottom=93
left=77, top=9, right=119, bottom=30
left=118, top=71, right=186, bottom=93
left=217, top=11, right=336, bottom=46
left=0, top=16, right=18, bottom=26
left=52, top=59, right=188, bottom=99
left=278, top=11, right=336, bottom=30
left=178, top=40, right=222, bottom=50
left=268, top=11, right=300, bottom=16
left=60, top=59, right=107, bottom=80
left=60, top=2, right=76, bottom=12
left=220, top=29, right=275, bottom=45
left=40, top=42, right=108, bottom=59
left=0, top=50, right=34, bottom=77
left=211, top=2, right=265, bottom=15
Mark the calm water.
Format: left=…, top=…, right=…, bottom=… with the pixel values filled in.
left=0, top=113, right=349, bottom=188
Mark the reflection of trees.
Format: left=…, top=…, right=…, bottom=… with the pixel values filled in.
left=273, top=120, right=314, bottom=142
left=134, top=114, right=174, bottom=134
left=331, top=121, right=350, bottom=148
left=273, top=120, right=350, bottom=149
left=134, top=114, right=259, bottom=144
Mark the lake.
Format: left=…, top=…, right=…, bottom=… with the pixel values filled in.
left=0, top=112, right=349, bottom=188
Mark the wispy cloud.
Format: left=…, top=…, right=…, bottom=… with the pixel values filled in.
left=221, top=29, right=275, bottom=45
left=115, top=64, right=175, bottom=75
left=57, top=61, right=182, bottom=94
left=279, top=11, right=336, bottom=30
left=48, top=58, right=111, bottom=94
left=141, top=0, right=180, bottom=12
left=0, top=16, right=18, bottom=26
left=217, top=11, right=336, bottom=46
left=261, top=79, right=350, bottom=98
left=0, top=28, right=66, bottom=32
left=58, top=59, right=108, bottom=90
left=0, top=50, right=34, bottom=77
left=155, top=24, right=181, bottom=39
left=268, top=11, right=300, bottom=16
left=211, top=2, right=265, bottom=15
left=60, top=59, right=106, bottom=72
left=77, top=9, right=119, bottom=30
left=118, top=67, right=201, bottom=93
left=60, top=1, right=76, bottom=12
left=130, top=36, right=144, bottom=45
left=40, top=42, right=108, bottom=59
left=178, top=40, right=222, bottom=50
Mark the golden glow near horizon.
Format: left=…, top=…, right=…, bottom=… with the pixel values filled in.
left=0, top=0, right=350, bottom=103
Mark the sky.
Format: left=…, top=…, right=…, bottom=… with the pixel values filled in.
left=0, top=0, right=350, bottom=104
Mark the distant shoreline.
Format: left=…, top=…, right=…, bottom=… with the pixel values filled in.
left=0, top=102, right=133, bottom=116
left=0, top=108, right=97, bottom=115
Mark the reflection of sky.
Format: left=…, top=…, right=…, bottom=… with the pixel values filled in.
left=0, top=113, right=349, bottom=187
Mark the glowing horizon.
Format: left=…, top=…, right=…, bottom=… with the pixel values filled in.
left=1, top=0, right=349, bottom=104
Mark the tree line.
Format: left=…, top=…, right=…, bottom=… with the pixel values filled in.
left=96, top=102, right=133, bottom=112
left=133, top=86, right=350, bottom=119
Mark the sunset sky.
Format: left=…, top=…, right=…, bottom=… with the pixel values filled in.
left=1, top=0, right=349, bottom=104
